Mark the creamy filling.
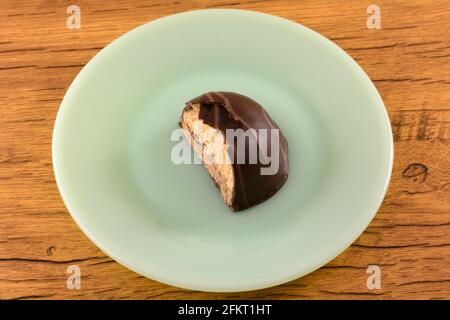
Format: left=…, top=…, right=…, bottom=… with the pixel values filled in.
left=181, top=103, right=235, bottom=206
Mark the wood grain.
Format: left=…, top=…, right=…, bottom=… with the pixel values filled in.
left=1, top=0, right=449, bottom=300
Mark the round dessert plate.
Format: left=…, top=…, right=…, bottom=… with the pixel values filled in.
left=53, top=9, right=393, bottom=292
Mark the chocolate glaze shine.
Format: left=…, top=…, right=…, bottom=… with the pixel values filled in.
left=182, top=92, right=289, bottom=211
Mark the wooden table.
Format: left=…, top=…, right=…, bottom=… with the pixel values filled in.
left=1, top=0, right=449, bottom=300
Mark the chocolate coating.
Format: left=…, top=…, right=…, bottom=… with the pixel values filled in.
left=183, top=92, right=289, bottom=211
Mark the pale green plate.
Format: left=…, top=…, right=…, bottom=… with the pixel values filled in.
left=53, top=9, right=393, bottom=292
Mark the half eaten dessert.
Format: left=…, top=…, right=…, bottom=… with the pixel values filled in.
left=179, top=91, right=289, bottom=211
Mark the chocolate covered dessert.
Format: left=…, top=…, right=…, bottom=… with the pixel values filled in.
left=179, top=92, right=289, bottom=211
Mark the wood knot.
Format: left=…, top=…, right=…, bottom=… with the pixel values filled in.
left=46, top=246, right=56, bottom=256
left=402, top=163, right=428, bottom=183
